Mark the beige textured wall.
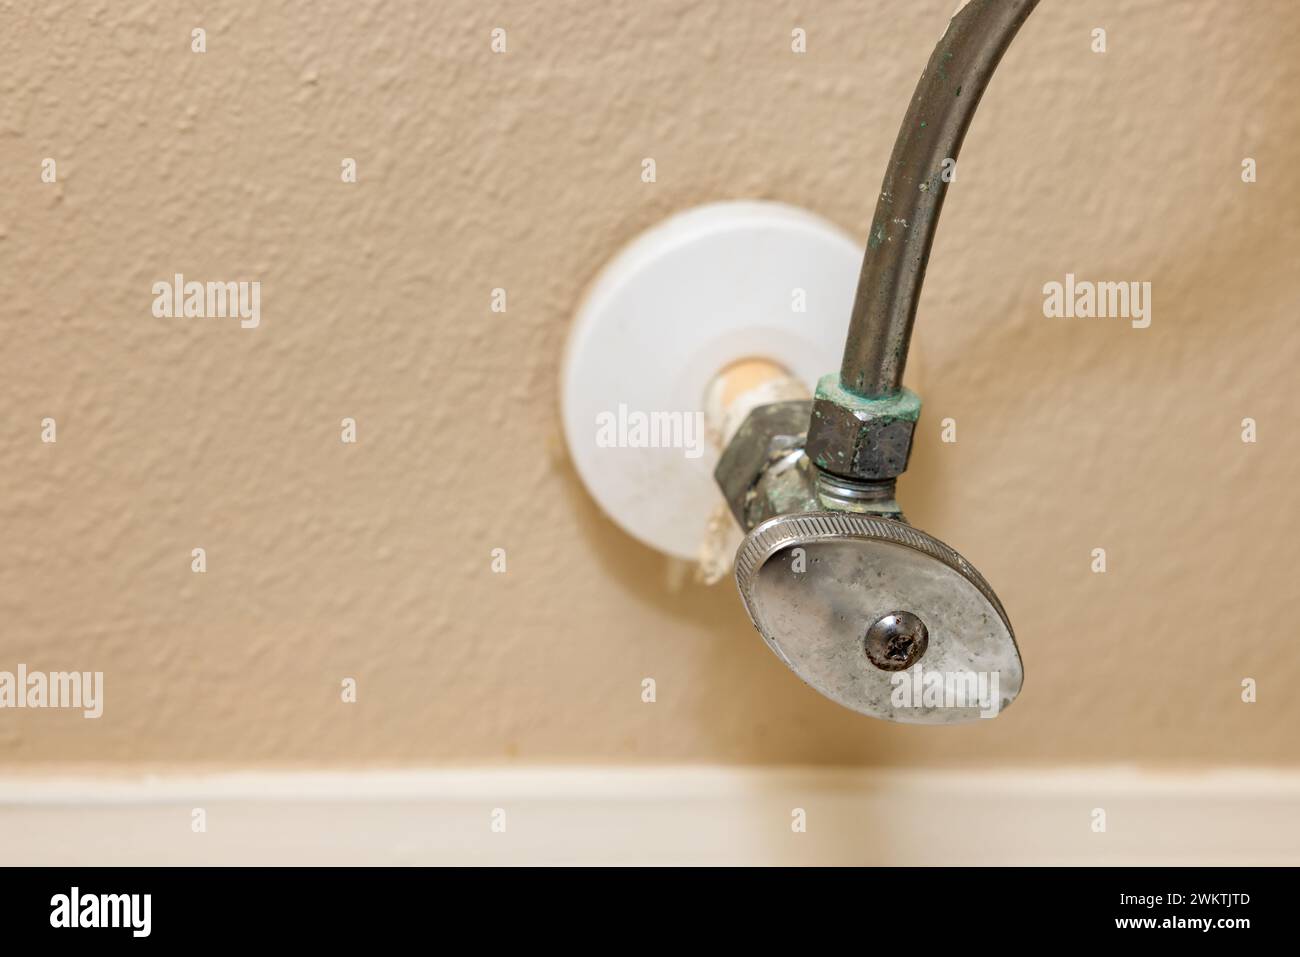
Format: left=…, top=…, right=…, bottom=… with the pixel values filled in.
left=1, top=0, right=1298, bottom=768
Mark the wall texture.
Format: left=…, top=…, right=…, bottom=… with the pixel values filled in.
left=1, top=0, right=1297, bottom=767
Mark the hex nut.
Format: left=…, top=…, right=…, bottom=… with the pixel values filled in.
left=804, top=374, right=921, bottom=481
left=713, top=400, right=814, bottom=527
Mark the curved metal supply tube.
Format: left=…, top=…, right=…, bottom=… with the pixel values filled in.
left=840, top=0, right=1041, bottom=397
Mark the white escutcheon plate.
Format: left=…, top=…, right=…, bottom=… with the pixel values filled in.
left=561, top=201, right=863, bottom=559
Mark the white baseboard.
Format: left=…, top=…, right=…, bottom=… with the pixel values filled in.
left=2, top=766, right=1297, bottom=866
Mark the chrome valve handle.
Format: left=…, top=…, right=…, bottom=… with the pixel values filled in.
left=735, top=512, right=1021, bottom=723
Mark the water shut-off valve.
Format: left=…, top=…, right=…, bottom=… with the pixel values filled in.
left=565, top=0, right=1040, bottom=723
left=719, top=0, right=1039, bottom=723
